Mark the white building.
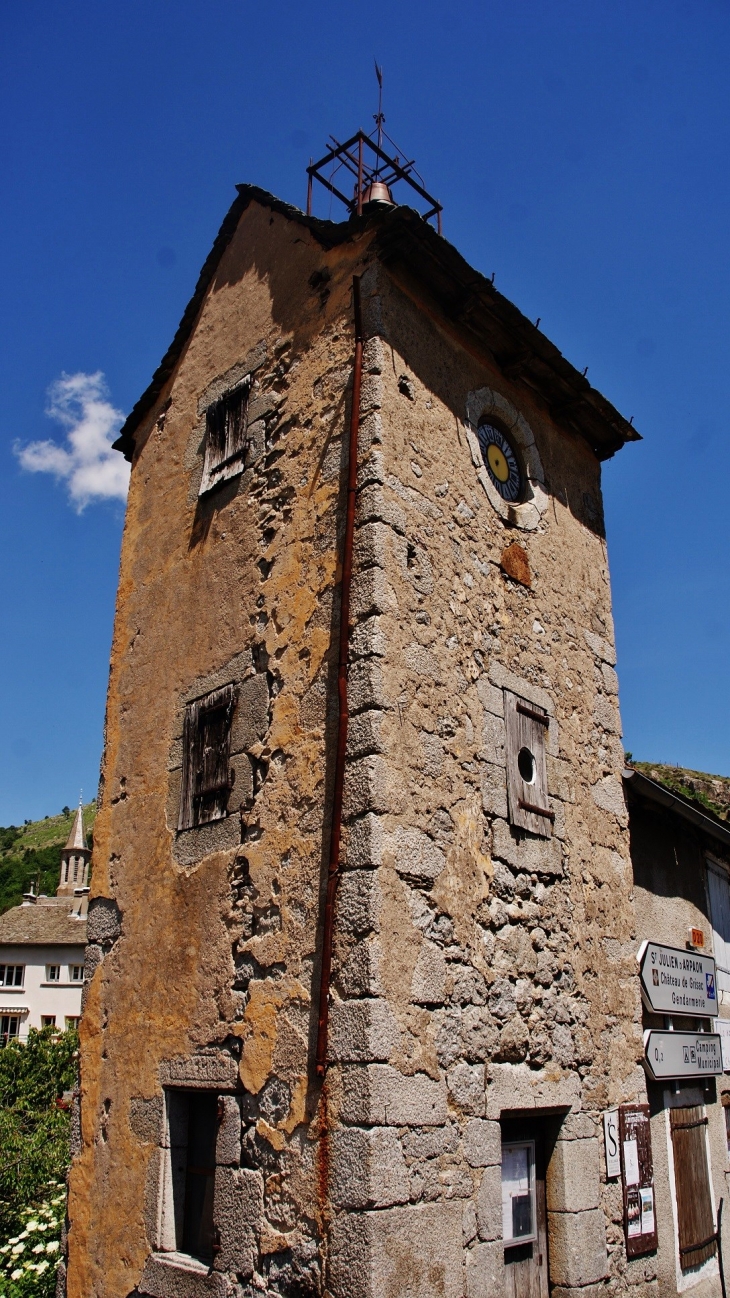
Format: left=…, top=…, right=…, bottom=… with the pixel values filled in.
left=0, top=805, right=89, bottom=1042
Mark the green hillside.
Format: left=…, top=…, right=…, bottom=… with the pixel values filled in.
left=0, top=803, right=96, bottom=916
left=630, top=761, right=730, bottom=824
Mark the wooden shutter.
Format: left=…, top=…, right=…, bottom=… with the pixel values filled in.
left=708, top=865, right=730, bottom=996
left=201, top=380, right=250, bottom=493
left=504, top=692, right=552, bottom=838
left=669, top=1105, right=716, bottom=1270
left=178, top=685, right=237, bottom=830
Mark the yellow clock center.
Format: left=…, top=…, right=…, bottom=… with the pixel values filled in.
left=487, top=442, right=510, bottom=483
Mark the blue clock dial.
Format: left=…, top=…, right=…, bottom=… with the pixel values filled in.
left=477, top=423, right=523, bottom=503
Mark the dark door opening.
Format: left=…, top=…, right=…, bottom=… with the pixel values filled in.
left=501, top=1118, right=549, bottom=1298
left=168, top=1090, right=219, bottom=1263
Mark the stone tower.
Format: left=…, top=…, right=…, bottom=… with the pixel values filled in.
left=66, top=179, right=648, bottom=1298
left=57, top=803, right=90, bottom=897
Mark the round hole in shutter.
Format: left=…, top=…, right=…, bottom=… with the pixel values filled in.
left=518, top=747, right=536, bottom=784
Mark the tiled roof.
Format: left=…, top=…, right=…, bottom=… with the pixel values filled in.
left=0, top=900, right=87, bottom=946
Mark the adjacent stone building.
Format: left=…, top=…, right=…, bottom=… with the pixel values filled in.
left=66, top=182, right=660, bottom=1298
left=624, top=765, right=730, bottom=1298
left=0, top=805, right=89, bottom=1041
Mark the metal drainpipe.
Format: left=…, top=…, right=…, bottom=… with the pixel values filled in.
left=315, top=275, right=364, bottom=1079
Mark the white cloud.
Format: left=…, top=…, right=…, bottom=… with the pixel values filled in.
left=15, top=371, right=130, bottom=511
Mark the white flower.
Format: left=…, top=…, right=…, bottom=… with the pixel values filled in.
left=0, top=1246, right=8, bottom=1254
left=36, top=1261, right=49, bottom=1274
left=25, top=1221, right=39, bottom=1231
left=32, top=1243, right=44, bottom=1254
left=46, top=1241, right=60, bottom=1253
left=11, top=1244, right=24, bottom=1255
left=10, top=1270, right=22, bottom=1281
left=37, top=1223, right=48, bottom=1231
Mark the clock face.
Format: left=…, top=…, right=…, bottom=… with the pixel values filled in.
left=477, top=422, right=523, bottom=503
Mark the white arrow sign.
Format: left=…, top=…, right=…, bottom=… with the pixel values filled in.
left=643, top=1030, right=723, bottom=1080
left=637, top=941, right=717, bottom=1017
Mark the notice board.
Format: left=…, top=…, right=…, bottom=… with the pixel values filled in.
left=619, top=1104, right=658, bottom=1257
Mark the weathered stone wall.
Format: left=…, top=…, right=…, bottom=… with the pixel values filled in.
left=68, top=196, right=649, bottom=1298
left=325, top=263, right=649, bottom=1297
left=67, top=204, right=379, bottom=1298
left=630, top=803, right=730, bottom=1298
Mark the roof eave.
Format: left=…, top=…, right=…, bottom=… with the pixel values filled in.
left=623, top=767, right=730, bottom=849
left=113, top=185, right=641, bottom=464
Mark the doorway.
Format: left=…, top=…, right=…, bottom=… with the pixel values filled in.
left=501, top=1118, right=549, bottom=1298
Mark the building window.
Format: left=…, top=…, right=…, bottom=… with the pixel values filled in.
left=41, top=1016, right=56, bottom=1028
left=178, top=685, right=237, bottom=831
left=0, top=965, right=24, bottom=987
left=69, top=965, right=83, bottom=982
left=0, top=1015, right=20, bottom=1045
left=669, top=1105, right=717, bottom=1270
left=199, top=381, right=251, bottom=496
left=723, top=1098, right=730, bottom=1158
left=504, top=691, right=552, bottom=838
left=707, top=863, right=730, bottom=1002
left=46, top=965, right=60, bottom=983
left=165, top=1091, right=220, bottom=1262
left=65, top=1016, right=81, bottom=1031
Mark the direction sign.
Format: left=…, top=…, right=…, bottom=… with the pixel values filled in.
left=637, top=940, right=717, bottom=1017
left=643, top=1030, right=723, bottom=1081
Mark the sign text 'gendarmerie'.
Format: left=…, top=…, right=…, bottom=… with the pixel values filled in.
left=643, top=1030, right=723, bottom=1081
left=637, top=940, right=717, bottom=1017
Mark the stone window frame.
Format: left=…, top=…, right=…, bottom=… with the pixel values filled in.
left=188, top=341, right=273, bottom=503
left=199, top=378, right=252, bottom=496
left=178, top=685, right=239, bottom=833
left=140, top=1052, right=246, bottom=1298
left=169, top=652, right=270, bottom=867
left=464, top=387, right=548, bottom=531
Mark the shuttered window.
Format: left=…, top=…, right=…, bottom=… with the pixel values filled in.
left=178, top=685, right=237, bottom=831
left=707, top=864, right=730, bottom=1000
left=669, top=1105, right=716, bottom=1270
left=199, top=380, right=250, bottom=495
left=504, top=691, right=552, bottom=838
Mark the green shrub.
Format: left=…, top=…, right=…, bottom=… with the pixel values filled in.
left=0, top=1187, right=64, bottom=1298
left=0, top=1030, right=77, bottom=1240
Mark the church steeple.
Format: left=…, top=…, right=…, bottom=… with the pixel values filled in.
left=58, top=803, right=91, bottom=896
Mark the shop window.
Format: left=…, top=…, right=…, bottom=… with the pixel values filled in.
left=669, top=1105, right=717, bottom=1270
left=199, top=381, right=251, bottom=495
left=178, top=685, right=237, bottom=831
left=501, top=1119, right=549, bottom=1298
left=502, top=1141, right=537, bottom=1244
left=504, top=691, right=552, bottom=838
left=0, top=965, right=24, bottom=987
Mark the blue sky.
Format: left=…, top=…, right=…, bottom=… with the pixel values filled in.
left=0, top=1, right=728, bottom=823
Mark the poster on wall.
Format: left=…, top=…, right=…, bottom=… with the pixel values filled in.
left=619, top=1104, right=658, bottom=1258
